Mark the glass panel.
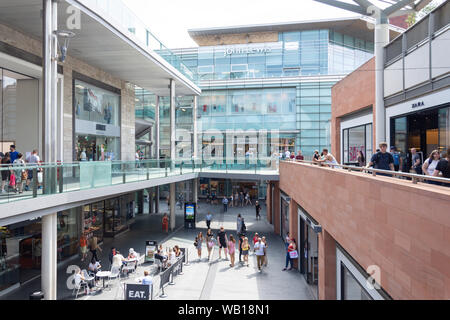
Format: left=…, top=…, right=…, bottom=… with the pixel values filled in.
left=348, top=125, right=365, bottom=163
left=438, top=107, right=450, bottom=153
left=366, top=123, right=373, bottom=162
left=342, top=264, right=372, bottom=300
left=343, top=129, right=348, bottom=163
left=57, top=208, right=79, bottom=262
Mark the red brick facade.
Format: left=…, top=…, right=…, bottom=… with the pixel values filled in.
left=331, top=58, right=375, bottom=163
left=277, top=161, right=450, bottom=299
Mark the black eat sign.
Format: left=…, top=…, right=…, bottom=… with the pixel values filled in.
left=125, top=283, right=150, bottom=300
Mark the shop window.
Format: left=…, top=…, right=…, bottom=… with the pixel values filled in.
left=341, top=263, right=372, bottom=300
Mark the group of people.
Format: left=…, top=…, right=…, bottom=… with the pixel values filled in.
left=154, top=244, right=182, bottom=270
left=193, top=226, right=269, bottom=272
left=206, top=190, right=254, bottom=209
left=0, top=146, right=42, bottom=194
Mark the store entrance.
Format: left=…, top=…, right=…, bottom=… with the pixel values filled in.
left=76, top=135, right=120, bottom=161
left=391, top=104, right=449, bottom=167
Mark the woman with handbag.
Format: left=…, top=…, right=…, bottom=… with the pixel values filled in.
left=194, top=232, right=203, bottom=260
left=1, top=152, right=11, bottom=194
left=283, top=238, right=297, bottom=271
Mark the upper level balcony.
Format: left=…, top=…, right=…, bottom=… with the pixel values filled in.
left=278, top=160, right=450, bottom=299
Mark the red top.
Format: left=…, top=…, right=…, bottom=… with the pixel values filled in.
left=296, top=155, right=304, bottom=160
left=288, top=243, right=295, bottom=252
left=253, top=236, right=259, bottom=244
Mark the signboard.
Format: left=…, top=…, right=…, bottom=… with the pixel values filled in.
left=125, top=283, right=150, bottom=300
left=145, top=240, right=157, bottom=263
left=184, top=202, right=196, bottom=229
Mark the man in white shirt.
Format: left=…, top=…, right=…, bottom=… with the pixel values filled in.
left=25, top=149, right=40, bottom=191
left=285, top=150, right=291, bottom=159
left=254, top=238, right=266, bottom=271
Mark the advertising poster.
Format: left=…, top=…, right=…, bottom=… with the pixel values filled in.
left=145, top=240, right=157, bottom=263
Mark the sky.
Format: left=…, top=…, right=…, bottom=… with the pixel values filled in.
left=124, top=0, right=362, bottom=48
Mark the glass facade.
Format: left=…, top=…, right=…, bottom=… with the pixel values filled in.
left=342, top=124, right=373, bottom=165
left=176, top=30, right=372, bottom=80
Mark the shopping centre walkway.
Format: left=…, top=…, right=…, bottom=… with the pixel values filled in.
left=2, top=200, right=314, bottom=300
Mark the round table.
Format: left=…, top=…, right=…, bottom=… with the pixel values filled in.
left=95, top=271, right=111, bottom=288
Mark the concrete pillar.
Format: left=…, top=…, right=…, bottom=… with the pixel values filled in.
left=155, top=186, right=160, bottom=214
left=42, top=212, right=57, bottom=300
left=169, top=183, right=176, bottom=231
left=169, top=79, right=176, bottom=171
left=374, top=23, right=389, bottom=146
left=193, top=178, right=198, bottom=203
left=318, top=229, right=337, bottom=300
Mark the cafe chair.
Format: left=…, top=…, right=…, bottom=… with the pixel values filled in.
left=73, top=275, right=88, bottom=299
left=82, top=269, right=96, bottom=287
left=107, top=266, right=120, bottom=289
left=122, top=260, right=137, bottom=277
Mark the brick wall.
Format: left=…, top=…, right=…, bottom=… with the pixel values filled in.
left=280, top=161, right=450, bottom=299
left=331, top=58, right=375, bottom=162
left=192, top=31, right=278, bottom=46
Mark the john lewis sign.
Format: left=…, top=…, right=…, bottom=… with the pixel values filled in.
left=224, top=46, right=271, bottom=56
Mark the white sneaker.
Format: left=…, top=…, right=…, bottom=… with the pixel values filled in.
left=1, top=190, right=6, bottom=194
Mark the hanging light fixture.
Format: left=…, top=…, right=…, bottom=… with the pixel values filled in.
left=53, top=30, right=76, bottom=63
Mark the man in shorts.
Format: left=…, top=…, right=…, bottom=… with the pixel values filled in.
left=216, top=226, right=228, bottom=260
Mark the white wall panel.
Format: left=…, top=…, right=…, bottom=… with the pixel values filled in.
left=384, top=59, right=403, bottom=97
left=431, top=29, right=450, bottom=79
left=405, top=44, right=429, bottom=89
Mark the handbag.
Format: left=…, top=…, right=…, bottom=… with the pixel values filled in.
left=37, top=171, right=43, bottom=184
left=21, top=170, right=28, bottom=181
left=289, top=250, right=299, bottom=259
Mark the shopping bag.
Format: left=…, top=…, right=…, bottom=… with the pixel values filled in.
left=9, top=173, right=16, bottom=187
left=37, top=171, right=43, bottom=184
left=289, top=250, right=299, bottom=259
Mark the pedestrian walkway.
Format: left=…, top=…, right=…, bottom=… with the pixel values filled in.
left=1, top=199, right=314, bottom=300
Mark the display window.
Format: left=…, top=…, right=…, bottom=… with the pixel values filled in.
left=57, top=208, right=80, bottom=262
left=342, top=123, right=373, bottom=165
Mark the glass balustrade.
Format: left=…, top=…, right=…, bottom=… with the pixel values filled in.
left=0, top=158, right=279, bottom=204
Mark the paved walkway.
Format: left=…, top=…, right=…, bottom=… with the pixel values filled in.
left=1, top=199, right=314, bottom=300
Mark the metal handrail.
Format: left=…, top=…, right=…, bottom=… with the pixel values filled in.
left=283, top=159, right=450, bottom=186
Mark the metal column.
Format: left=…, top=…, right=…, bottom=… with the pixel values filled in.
left=148, top=187, right=154, bottom=214
left=193, top=95, right=198, bottom=162
left=170, top=183, right=176, bottom=231
left=193, top=179, right=198, bottom=203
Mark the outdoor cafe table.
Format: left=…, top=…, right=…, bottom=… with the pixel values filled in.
left=95, top=271, right=111, bottom=288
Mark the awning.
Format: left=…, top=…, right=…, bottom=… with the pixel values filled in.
left=0, top=0, right=200, bottom=96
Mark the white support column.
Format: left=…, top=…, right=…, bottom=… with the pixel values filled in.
left=170, top=79, right=176, bottom=171
left=41, top=212, right=57, bottom=300
left=375, top=23, right=389, bottom=147
left=170, top=183, right=176, bottom=231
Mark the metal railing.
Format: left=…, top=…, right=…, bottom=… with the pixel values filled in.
left=283, top=159, right=450, bottom=186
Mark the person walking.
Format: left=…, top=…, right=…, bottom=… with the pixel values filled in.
left=255, top=201, right=261, bottom=220
left=216, top=226, right=228, bottom=260
left=234, top=192, right=239, bottom=207
left=240, top=218, right=247, bottom=236
left=411, top=148, right=423, bottom=174
left=262, top=236, right=268, bottom=266
left=283, top=238, right=297, bottom=271
left=13, top=153, right=26, bottom=194
left=205, top=211, right=212, bottom=229
left=162, top=213, right=169, bottom=234
left=366, top=142, right=394, bottom=174
left=357, top=150, right=365, bottom=167
left=229, top=194, right=234, bottom=208
left=222, top=196, right=228, bottom=213
left=25, top=149, right=40, bottom=191
left=1, top=152, right=11, bottom=194
left=228, top=235, right=236, bottom=267
left=239, top=192, right=244, bottom=207
left=433, top=148, right=450, bottom=179
left=422, top=150, right=440, bottom=183
left=252, top=232, right=259, bottom=253
left=194, top=232, right=203, bottom=260
left=206, top=228, right=214, bottom=261
left=89, top=235, right=102, bottom=262
left=238, top=234, right=244, bottom=263
left=244, top=192, right=252, bottom=206
left=108, top=247, right=116, bottom=268
left=254, top=237, right=266, bottom=272
left=79, top=233, right=88, bottom=262
left=9, top=145, right=19, bottom=163
left=242, top=237, right=250, bottom=267
left=236, top=214, right=242, bottom=235
left=390, top=146, right=402, bottom=172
